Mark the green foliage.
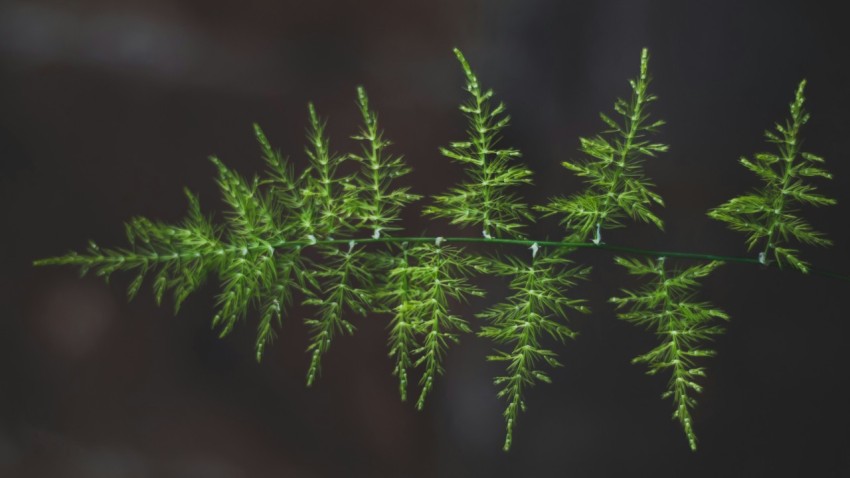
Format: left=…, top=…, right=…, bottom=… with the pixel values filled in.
left=541, top=48, right=667, bottom=243
left=478, top=251, right=590, bottom=450
left=610, top=258, right=728, bottom=450
left=709, top=80, right=836, bottom=272
left=424, top=48, right=534, bottom=239
left=34, top=48, right=841, bottom=453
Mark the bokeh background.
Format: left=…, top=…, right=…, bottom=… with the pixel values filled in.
left=2, top=1, right=849, bottom=477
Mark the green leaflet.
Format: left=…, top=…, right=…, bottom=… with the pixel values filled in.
left=255, top=249, right=309, bottom=362
left=209, top=157, right=282, bottom=338
left=540, top=48, right=667, bottom=243
left=424, top=48, right=534, bottom=239
left=477, top=252, right=590, bottom=450
left=610, top=257, right=728, bottom=451
left=709, top=80, right=836, bottom=272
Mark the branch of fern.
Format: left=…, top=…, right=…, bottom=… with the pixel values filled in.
left=36, top=236, right=848, bottom=281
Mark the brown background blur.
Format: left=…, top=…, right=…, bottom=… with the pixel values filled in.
left=2, top=1, right=849, bottom=477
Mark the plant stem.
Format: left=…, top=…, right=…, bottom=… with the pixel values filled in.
left=35, top=235, right=850, bottom=282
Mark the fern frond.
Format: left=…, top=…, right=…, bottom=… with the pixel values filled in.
left=34, top=47, right=844, bottom=454
left=349, top=87, right=422, bottom=238
left=708, top=80, right=836, bottom=272
left=254, top=123, right=303, bottom=218
left=478, top=251, right=590, bottom=450
left=303, top=243, right=372, bottom=386
left=376, top=243, right=420, bottom=401
left=208, top=157, right=284, bottom=337
left=47, top=189, right=222, bottom=307
left=254, top=249, right=308, bottom=361
left=540, top=48, right=667, bottom=243
left=610, top=257, right=728, bottom=451
left=302, top=103, right=358, bottom=238
left=408, top=243, right=484, bottom=410
left=424, top=48, right=534, bottom=239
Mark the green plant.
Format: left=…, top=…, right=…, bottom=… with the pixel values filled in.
left=35, top=47, right=841, bottom=452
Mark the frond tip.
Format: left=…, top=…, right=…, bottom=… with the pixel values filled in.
left=611, top=258, right=729, bottom=451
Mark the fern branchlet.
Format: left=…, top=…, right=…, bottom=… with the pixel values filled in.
left=409, top=243, right=484, bottom=410
left=478, top=252, right=591, bottom=450
left=541, top=48, right=667, bottom=243
left=303, top=244, right=372, bottom=386
left=610, top=257, right=728, bottom=451
left=381, top=242, right=419, bottom=401
left=424, top=48, right=533, bottom=239
left=709, top=80, right=835, bottom=272
left=350, top=86, right=421, bottom=238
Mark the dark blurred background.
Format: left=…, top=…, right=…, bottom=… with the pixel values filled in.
left=2, top=1, right=849, bottom=477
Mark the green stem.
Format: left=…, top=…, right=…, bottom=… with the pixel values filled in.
left=35, top=235, right=850, bottom=282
